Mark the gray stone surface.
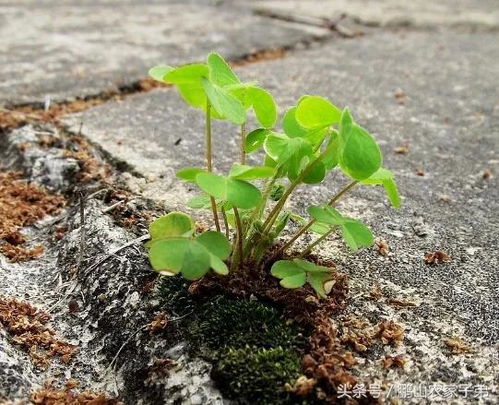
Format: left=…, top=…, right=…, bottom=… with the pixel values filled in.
left=243, top=0, right=499, bottom=30
left=0, top=0, right=328, bottom=106
left=64, top=29, right=499, bottom=399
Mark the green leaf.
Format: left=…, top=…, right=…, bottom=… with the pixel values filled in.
left=245, top=128, right=270, bottom=153
left=149, top=65, right=173, bottom=82
left=181, top=241, right=212, bottom=280
left=360, top=168, right=400, bottom=208
left=196, top=231, right=231, bottom=260
left=295, top=96, right=341, bottom=129
left=341, top=220, right=374, bottom=251
left=195, top=172, right=227, bottom=200
left=307, top=205, right=344, bottom=226
left=282, top=107, right=308, bottom=138
left=383, top=178, right=401, bottom=208
left=247, top=87, right=277, bottom=128
left=148, top=237, right=189, bottom=275
left=280, top=272, right=307, bottom=289
left=302, top=159, right=326, bottom=184
left=321, top=130, right=340, bottom=170
left=195, top=172, right=261, bottom=209
left=202, top=79, right=246, bottom=124
left=228, top=164, right=276, bottom=180
left=339, top=124, right=382, bottom=180
left=207, top=52, right=240, bottom=87
left=308, top=272, right=334, bottom=298
left=164, top=63, right=209, bottom=84
left=176, top=167, right=205, bottom=182
left=209, top=255, right=229, bottom=275
left=264, top=133, right=312, bottom=171
left=339, top=107, right=354, bottom=138
left=293, top=259, right=329, bottom=273
left=187, top=194, right=211, bottom=209
left=149, top=212, right=195, bottom=239
left=226, top=178, right=262, bottom=209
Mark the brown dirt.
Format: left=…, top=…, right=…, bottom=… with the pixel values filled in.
left=0, top=171, right=65, bottom=262
left=0, top=297, right=76, bottom=368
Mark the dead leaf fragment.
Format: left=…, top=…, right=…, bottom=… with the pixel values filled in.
left=444, top=337, right=472, bottom=354
left=382, top=354, right=407, bottom=369
left=375, top=238, right=390, bottom=256
left=424, top=250, right=451, bottom=264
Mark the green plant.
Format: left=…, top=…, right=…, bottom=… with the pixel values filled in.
left=146, top=52, right=400, bottom=297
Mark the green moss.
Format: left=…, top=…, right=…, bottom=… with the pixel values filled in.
left=156, top=276, right=306, bottom=404
left=189, top=296, right=302, bottom=356
left=156, top=275, right=195, bottom=316
left=212, top=346, right=301, bottom=404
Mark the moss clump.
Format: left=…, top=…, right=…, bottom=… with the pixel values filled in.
left=189, top=296, right=302, bottom=356
left=156, top=275, right=195, bottom=316
left=212, top=346, right=301, bottom=404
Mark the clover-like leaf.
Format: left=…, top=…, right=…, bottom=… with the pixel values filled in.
left=295, top=96, right=341, bottom=129
left=196, top=231, right=231, bottom=260
left=247, top=87, right=277, bottom=128
left=289, top=213, right=330, bottom=235
left=341, top=220, right=374, bottom=251
left=181, top=241, right=213, bottom=280
left=361, top=168, right=401, bottom=208
left=308, top=272, right=334, bottom=298
left=307, top=205, right=344, bottom=226
left=195, top=172, right=262, bottom=209
left=302, top=159, right=326, bottom=184
left=271, top=259, right=333, bottom=298
left=339, top=123, right=382, bottom=180
left=148, top=237, right=190, bottom=275
left=149, top=212, right=195, bottom=239
left=229, top=164, right=276, bottom=180
left=321, top=130, right=340, bottom=170
left=149, top=65, right=173, bottom=82
left=202, top=78, right=246, bottom=124
left=164, top=63, right=209, bottom=84
left=187, top=194, right=211, bottom=209
left=282, top=107, right=308, bottom=138
left=245, top=128, right=271, bottom=153
left=176, top=167, right=206, bottom=182
left=207, top=52, right=240, bottom=87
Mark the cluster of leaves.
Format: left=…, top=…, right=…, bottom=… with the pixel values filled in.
left=147, top=52, right=400, bottom=298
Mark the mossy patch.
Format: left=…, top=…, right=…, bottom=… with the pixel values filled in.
left=156, top=276, right=305, bottom=404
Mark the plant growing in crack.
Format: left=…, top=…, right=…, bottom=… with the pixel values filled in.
left=146, top=52, right=400, bottom=298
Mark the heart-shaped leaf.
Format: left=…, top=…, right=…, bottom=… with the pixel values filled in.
left=247, top=87, right=277, bottom=128
left=195, top=172, right=262, bottom=209
left=207, top=52, right=240, bottom=87
left=149, top=212, right=195, bottom=239
left=341, top=220, right=374, bottom=251
left=360, top=168, right=401, bottom=208
left=308, top=272, right=334, bottom=298
left=196, top=231, right=231, bottom=260
left=148, top=237, right=190, bottom=275
left=229, top=164, right=276, bottom=180
left=202, top=79, right=246, bottom=125
left=149, top=65, right=173, bottom=82
left=282, top=107, right=308, bottom=138
left=164, top=63, right=209, bottom=84
left=181, top=241, right=213, bottom=280
left=302, top=159, right=326, bottom=184
left=295, top=96, right=341, bottom=129
left=187, top=194, right=211, bottom=209
left=245, top=128, right=271, bottom=154
left=177, top=167, right=205, bottom=182
left=339, top=124, right=382, bottom=180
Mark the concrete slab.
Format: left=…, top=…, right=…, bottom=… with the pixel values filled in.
left=64, top=30, right=499, bottom=392
left=244, top=0, right=499, bottom=30
left=0, top=0, right=328, bottom=106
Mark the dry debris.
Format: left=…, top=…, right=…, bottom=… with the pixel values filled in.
left=375, top=238, right=390, bottom=256
left=285, top=375, right=317, bottom=396
left=382, top=354, right=407, bottom=369
left=29, top=380, right=123, bottom=405
left=0, top=171, right=65, bottom=262
left=424, top=250, right=451, bottom=264
left=374, top=320, right=405, bottom=346
left=444, top=337, right=473, bottom=354
left=148, top=312, right=168, bottom=333
left=0, top=297, right=76, bottom=368
left=393, top=142, right=409, bottom=154
left=482, top=169, right=493, bottom=179
left=387, top=298, right=417, bottom=308
left=415, top=168, right=425, bottom=176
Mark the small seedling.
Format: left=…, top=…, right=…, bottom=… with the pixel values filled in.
left=146, top=52, right=400, bottom=298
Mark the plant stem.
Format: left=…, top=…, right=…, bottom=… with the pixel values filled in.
left=271, top=180, right=358, bottom=259
left=221, top=207, right=230, bottom=239
left=205, top=101, right=221, bottom=232
left=240, top=123, right=246, bottom=165
left=299, top=228, right=334, bottom=258
left=233, top=207, right=244, bottom=270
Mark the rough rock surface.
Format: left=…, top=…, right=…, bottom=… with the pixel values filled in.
left=0, top=126, right=224, bottom=403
